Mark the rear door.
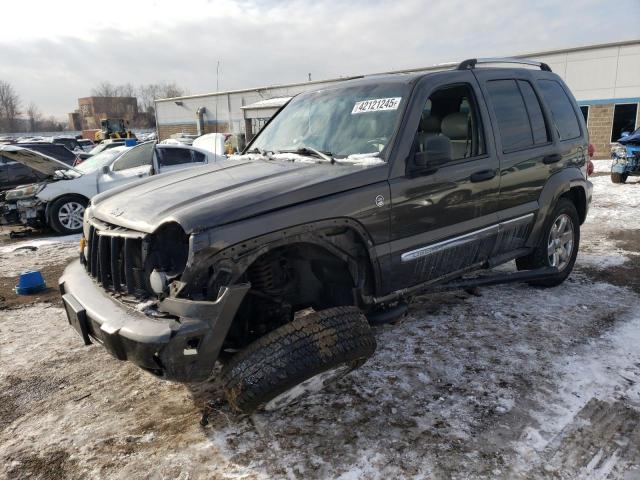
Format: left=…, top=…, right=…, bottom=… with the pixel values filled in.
left=473, top=70, right=559, bottom=254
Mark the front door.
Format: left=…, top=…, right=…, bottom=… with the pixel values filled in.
left=98, top=142, right=155, bottom=193
left=388, top=72, right=500, bottom=289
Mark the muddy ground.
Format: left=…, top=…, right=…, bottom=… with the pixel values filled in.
left=0, top=161, right=639, bottom=479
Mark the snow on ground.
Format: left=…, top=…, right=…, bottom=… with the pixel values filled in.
left=0, top=173, right=639, bottom=479
left=0, top=234, right=80, bottom=277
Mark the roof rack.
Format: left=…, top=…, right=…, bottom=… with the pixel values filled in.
left=457, top=57, right=552, bottom=72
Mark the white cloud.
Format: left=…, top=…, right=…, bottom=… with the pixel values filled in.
left=0, top=0, right=638, bottom=117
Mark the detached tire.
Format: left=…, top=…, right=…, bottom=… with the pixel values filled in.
left=611, top=172, right=627, bottom=184
left=516, top=198, right=579, bottom=287
left=49, top=195, right=87, bottom=235
left=222, top=306, right=376, bottom=414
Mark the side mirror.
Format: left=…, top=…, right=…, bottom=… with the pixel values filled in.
left=413, top=136, right=452, bottom=172
left=102, top=165, right=110, bottom=174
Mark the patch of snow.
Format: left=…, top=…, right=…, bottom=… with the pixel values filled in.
left=0, top=233, right=80, bottom=254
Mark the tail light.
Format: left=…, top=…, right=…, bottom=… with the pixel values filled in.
left=586, top=143, right=595, bottom=177
left=587, top=160, right=594, bottom=177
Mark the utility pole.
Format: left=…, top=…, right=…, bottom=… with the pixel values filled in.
left=215, top=60, right=220, bottom=134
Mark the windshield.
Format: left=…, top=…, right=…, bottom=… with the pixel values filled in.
left=76, top=148, right=126, bottom=173
left=249, top=82, right=411, bottom=159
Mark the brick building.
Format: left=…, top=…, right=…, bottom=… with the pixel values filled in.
left=155, top=40, right=640, bottom=158
left=68, top=96, right=139, bottom=131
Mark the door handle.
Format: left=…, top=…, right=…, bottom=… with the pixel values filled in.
left=543, top=153, right=562, bottom=164
left=470, top=169, right=496, bottom=183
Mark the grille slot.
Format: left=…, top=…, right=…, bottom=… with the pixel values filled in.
left=83, top=221, right=146, bottom=296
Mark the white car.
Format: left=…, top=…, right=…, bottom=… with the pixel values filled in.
left=1, top=141, right=226, bottom=234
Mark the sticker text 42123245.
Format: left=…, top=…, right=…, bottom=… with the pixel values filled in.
left=351, top=97, right=402, bottom=114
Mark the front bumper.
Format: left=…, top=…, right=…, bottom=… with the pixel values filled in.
left=59, top=259, right=249, bottom=382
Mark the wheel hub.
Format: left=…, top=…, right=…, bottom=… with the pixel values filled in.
left=58, top=202, right=85, bottom=231
left=547, top=213, right=574, bottom=271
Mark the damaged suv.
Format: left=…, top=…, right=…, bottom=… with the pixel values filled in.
left=59, top=58, right=592, bottom=413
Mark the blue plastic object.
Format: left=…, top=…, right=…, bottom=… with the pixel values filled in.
left=15, top=270, right=47, bottom=295
left=124, top=139, right=138, bottom=147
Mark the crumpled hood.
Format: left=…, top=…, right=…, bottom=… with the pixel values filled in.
left=90, top=158, right=386, bottom=233
left=0, top=145, right=80, bottom=177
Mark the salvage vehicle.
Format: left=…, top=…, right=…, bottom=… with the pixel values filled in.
left=1, top=142, right=79, bottom=193
left=0, top=141, right=226, bottom=234
left=59, top=58, right=592, bottom=414
left=611, top=128, right=640, bottom=183
left=76, top=139, right=127, bottom=162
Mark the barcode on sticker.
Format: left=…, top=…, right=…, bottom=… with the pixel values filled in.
left=351, top=97, right=401, bottom=114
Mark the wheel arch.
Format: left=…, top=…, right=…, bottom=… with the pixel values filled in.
left=196, top=220, right=381, bottom=350
left=45, top=193, right=90, bottom=224
left=527, top=167, right=588, bottom=247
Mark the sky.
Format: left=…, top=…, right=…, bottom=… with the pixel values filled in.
left=0, top=0, right=638, bottom=118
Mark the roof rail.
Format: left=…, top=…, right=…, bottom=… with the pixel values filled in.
left=457, top=57, right=552, bottom=72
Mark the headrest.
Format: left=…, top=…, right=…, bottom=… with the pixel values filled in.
left=420, top=115, right=441, bottom=134
left=441, top=112, right=469, bottom=140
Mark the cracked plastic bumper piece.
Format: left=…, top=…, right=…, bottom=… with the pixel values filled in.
left=59, top=259, right=249, bottom=382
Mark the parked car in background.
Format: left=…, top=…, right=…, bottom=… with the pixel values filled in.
left=77, top=139, right=95, bottom=152
left=76, top=139, right=127, bottom=161
left=611, top=128, right=640, bottom=184
left=0, top=154, right=48, bottom=192
left=1, top=141, right=226, bottom=234
left=51, top=136, right=83, bottom=152
left=15, top=142, right=79, bottom=165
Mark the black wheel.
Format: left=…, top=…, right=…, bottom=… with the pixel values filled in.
left=516, top=198, right=579, bottom=287
left=611, top=172, right=628, bottom=184
left=49, top=195, right=87, bottom=235
left=221, top=306, right=376, bottom=414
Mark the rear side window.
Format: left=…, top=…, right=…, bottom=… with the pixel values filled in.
left=537, top=80, right=581, bottom=140
left=156, top=147, right=194, bottom=167
left=518, top=81, right=549, bottom=145
left=486, top=80, right=533, bottom=151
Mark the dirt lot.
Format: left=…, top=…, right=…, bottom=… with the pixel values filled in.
left=1, top=161, right=639, bottom=479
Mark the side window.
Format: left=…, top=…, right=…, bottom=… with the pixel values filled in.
left=518, top=80, right=549, bottom=145
left=486, top=79, right=533, bottom=151
left=156, top=147, right=193, bottom=167
left=537, top=80, right=581, bottom=140
left=113, top=142, right=155, bottom=171
left=415, top=84, right=485, bottom=160
left=192, top=150, right=206, bottom=163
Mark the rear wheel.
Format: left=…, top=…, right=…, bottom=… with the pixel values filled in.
left=49, top=196, right=87, bottom=235
left=516, top=198, right=579, bottom=287
left=611, top=172, right=628, bottom=184
left=221, top=306, right=376, bottom=414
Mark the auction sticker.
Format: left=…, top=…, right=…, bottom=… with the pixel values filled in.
left=351, top=97, right=401, bottom=114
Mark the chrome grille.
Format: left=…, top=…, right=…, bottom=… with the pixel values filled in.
left=83, top=221, right=148, bottom=295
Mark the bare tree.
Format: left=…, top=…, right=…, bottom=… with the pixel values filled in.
left=26, top=102, right=41, bottom=132
left=91, top=81, right=117, bottom=97
left=0, top=80, right=21, bottom=132
left=159, top=82, right=186, bottom=99
left=115, top=83, right=136, bottom=97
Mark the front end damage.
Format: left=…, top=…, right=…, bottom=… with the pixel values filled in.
left=59, top=214, right=250, bottom=382
left=14, top=197, right=47, bottom=228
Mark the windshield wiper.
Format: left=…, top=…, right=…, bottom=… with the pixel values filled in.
left=245, top=147, right=274, bottom=157
left=279, top=146, right=335, bottom=164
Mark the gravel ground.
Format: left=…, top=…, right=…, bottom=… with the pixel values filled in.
left=0, top=161, right=639, bottom=479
